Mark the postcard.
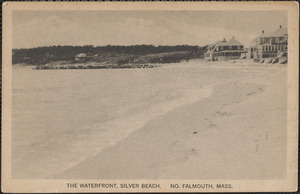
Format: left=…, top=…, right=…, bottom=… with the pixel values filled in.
left=2, top=1, right=298, bottom=192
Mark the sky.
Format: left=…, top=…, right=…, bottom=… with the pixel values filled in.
left=12, top=11, right=287, bottom=49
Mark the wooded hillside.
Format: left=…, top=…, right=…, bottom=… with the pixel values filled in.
left=13, top=45, right=207, bottom=65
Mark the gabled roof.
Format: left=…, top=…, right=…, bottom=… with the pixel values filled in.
left=210, top=37, right=243, bottom=47
left=260, top=32, right=272, bottom=38
left=227, top=38, right=243, bottom=46
left=259, top=27, right=287, bottom=38
left=271, top=27, right=287, bottom=37
left=213, top=39, right=228, bottom=46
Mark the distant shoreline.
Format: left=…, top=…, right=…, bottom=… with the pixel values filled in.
left=12, top=45, right=207, bottom=70
left=35, top=63, right=160, bottom=70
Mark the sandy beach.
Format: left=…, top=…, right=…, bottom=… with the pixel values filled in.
left=6, top=6, right=297, bottom=193
left=34, top=60, right=287, bottom=180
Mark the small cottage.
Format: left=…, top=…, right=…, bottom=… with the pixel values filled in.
left=75, top=53, right=87, bottom=61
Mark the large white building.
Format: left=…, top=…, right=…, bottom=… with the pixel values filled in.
left=247, top=25, right=287, bottom=63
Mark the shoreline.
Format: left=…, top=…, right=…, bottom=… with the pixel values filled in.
left=49, top=65, right=287, bottom=180
left=13, top=58, right=287, bottom=71
left=35, top=63, right=160, bottom=70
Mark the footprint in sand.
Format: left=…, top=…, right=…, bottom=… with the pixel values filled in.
left=247, top=87, right=265, bottom=96
left=216, top=111, right=233, bottom=116
left=254, top=134, right=269, bottom=152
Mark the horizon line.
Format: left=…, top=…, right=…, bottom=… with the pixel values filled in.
left=13, top=44, right=210, bottom=50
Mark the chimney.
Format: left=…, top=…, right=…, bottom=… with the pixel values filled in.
left=280, top=25, right=282, bottom=28
left=262, top=30, right=264, bottom=34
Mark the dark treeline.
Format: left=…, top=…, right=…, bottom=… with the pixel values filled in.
left=12, top=45, right=207, bottom=65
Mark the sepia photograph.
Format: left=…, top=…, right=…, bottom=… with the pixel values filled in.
left=2, top=2, right=298, bottom=193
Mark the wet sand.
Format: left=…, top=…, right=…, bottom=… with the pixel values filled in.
left=51, top=63, right=287, bottom=180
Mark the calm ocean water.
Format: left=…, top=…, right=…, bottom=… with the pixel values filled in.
left=12, top=63, right=214, bottom=178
